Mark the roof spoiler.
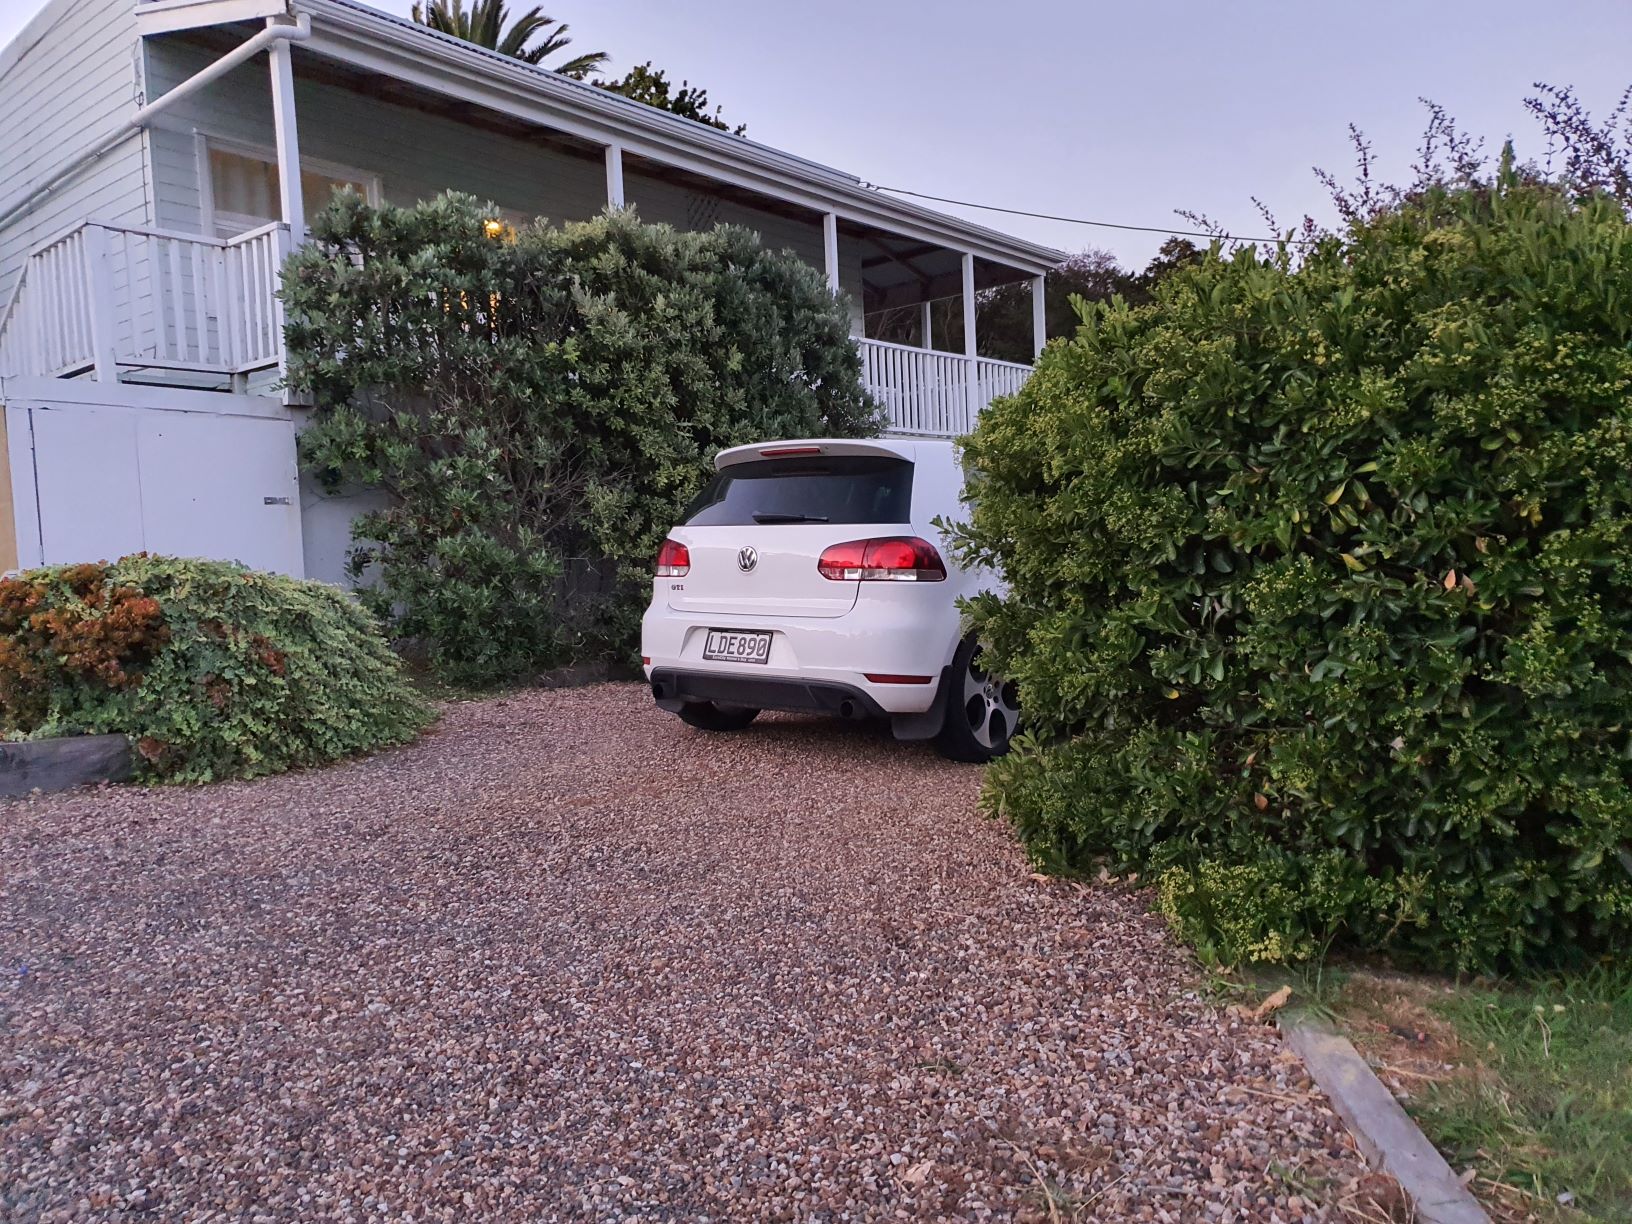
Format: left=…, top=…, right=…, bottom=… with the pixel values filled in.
left=713, top=439, right=923, bottom=470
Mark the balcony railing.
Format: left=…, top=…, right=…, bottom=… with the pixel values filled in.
left=0, top=222, right=1034, bottom=436
left=859, top=337, right=1032, bottom=438
left=0, top=220, right=290, bottom=382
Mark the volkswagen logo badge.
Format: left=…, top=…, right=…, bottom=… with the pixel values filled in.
left=737, top=546, right=758, bottom=573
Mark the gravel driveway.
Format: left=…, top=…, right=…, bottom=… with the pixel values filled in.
left=1, top=685, right=1382, bottom=1221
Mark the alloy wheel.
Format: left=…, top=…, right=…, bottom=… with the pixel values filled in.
left=960, top=645, right=1020, bottom=751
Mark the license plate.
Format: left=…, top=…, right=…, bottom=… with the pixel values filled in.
left=702, top=629, right=773, bottom=665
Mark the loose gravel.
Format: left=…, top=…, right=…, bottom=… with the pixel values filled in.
left=1, top=685, right=1384, bottom=1221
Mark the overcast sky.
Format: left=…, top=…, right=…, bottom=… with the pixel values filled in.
left=3, top=0, right=1628, bottom=268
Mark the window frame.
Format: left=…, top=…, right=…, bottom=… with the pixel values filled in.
left=197, top=134, right=381, bottom=238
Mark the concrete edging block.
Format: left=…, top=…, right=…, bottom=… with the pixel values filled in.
left=0, top=733, right=133, bottom=798
left=1282, top=1015, right=1489, bottom=1224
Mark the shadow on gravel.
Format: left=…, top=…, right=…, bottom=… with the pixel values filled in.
left=663, top=708, right=961, bottom=764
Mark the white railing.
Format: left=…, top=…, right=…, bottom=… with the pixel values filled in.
left=0, top=220, right=290, bottom=381
left=0, top=228, right=1030, bottom=427
left=858, top=337, right=1033, bottom=437
left=976, top=356, right=1031, bottom=403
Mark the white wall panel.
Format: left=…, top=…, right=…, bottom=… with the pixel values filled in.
left=0, top=0, right=148, bottom=308
left=31, top=405, right=147, bottom=562
left=12, top=393, right=303, bottom=575
left=135, top=411, right=301, bottom=573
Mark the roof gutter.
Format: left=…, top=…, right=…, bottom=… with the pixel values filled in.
left=0, top=13, right=310, bottom=235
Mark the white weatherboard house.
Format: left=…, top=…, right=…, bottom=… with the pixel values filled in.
left=0, top=0, right=1063, bottom=583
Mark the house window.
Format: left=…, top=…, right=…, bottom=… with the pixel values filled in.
left=205, top=144, right=378, bottom=238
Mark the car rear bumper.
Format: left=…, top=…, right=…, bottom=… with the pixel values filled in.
left=640, top=599, right=960, bottom=716
left=648, top=669, right=889, bottom=718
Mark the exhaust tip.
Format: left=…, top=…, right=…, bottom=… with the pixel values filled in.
left=651, top=680, right=667, bottom=701
left=838, top=699, right=856, bottom=719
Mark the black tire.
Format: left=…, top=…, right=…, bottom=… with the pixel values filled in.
left=934, top=636, right=1020, bottom=763
left=676, top=701, right=760, bottom=732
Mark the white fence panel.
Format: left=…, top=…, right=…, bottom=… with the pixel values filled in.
left=26, top=229, right=96, bottom=376
left=976, top=357, right=1032, bottom=405
left=0, top=221, right=289, bottom=381
left=859, top=338, right=1033, bottom=437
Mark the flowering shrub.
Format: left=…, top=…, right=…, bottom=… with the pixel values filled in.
left=0, top=556, right=430, bottom=782
left=956, top=171, right=1632, bottom=971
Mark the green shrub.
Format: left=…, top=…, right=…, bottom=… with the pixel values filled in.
left=1155, top=846, right=1412, bottom=967
left=283, top=195, right=879, bottom=685
left=1157, top=858, right=1316, bottom=968
left=0, top=555, right=431, bottom=782
left=957, top=169, right=1632, bottom=972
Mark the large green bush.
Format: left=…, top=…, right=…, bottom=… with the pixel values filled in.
left=957, top=170, right=1632, bottom=971
left=0, top=556, right=430, bottom=782
left=283, top=195, right=879, bottom=685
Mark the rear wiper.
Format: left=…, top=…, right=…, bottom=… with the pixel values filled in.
left=752, top=512, right=829, bottom=524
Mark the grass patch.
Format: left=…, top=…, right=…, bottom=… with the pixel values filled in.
left=1291, top=965, right=1632, bottom=1223
left=1409, top=967, right=1632, bottom=1222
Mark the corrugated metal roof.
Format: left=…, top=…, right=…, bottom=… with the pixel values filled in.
left=295, top=0, right=1067, bottom=269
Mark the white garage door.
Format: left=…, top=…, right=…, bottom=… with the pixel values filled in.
left=8, top=397, right=303, bottom=576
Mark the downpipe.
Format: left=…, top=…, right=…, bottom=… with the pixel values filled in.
left=0, top=14, right=312, bottom=234
left=131, top=13, right=312, bottom=128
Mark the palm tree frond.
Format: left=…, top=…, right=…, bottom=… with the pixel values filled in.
left=413, top=0, right=473, bottom=39
left=412, top=0, right=606, bottom=76
left=475, top=0, right=506, bottom=50
left=495, top=7, right=557, bottom=58
left=550, top=49, right=609, bottom=79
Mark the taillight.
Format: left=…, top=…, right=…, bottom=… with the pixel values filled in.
left=817, top=536, right=947, bottom=582
left=655, top=538, right=690, bottom=577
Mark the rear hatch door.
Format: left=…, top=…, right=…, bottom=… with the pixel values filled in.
left=666, top=452, right=914, bottom=620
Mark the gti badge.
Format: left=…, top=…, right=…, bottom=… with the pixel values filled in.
left=737, top=546, right=758, bottom=573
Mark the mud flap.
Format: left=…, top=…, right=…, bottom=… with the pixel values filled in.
left=890, top=665, right=953, bottom=741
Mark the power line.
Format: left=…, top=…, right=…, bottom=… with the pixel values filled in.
left=865, top=183, right=1321, bottom=246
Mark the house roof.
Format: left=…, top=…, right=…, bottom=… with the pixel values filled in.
left=133, top=0, right=1067, bottom=274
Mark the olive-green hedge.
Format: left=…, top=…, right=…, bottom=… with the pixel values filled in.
left=957, top=171, right=1632, bottom=971
left=283, top=195, right=879, bottom=685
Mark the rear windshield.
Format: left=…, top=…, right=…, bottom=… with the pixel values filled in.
left=682, top=455, right=914, bottom=527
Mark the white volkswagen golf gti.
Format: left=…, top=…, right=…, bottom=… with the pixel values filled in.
left=641, top=438, right=1019, bottom=761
